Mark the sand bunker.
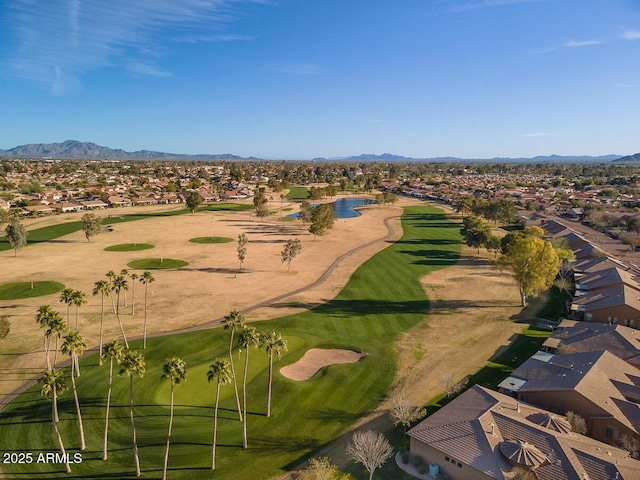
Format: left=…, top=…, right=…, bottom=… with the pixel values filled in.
left=280, top=348, right=366, bottom=381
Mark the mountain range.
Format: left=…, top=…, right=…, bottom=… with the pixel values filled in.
left=0, top=140, right=626, bottom=163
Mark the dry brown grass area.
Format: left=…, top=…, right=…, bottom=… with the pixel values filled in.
left=0, top=197, right=403, bottom=402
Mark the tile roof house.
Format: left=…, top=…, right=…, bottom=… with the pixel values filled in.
left=574, top=267, right=640, bottom=294
left=408, top=385, right=640, bottom=480
left=570, top=284, right=640, bottom=327
left=498, top=351, right=640, bottom=446
left=542, top=321, right=640, bottom=369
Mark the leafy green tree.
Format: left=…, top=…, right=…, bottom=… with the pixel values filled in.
left=281, top=238, right=302, bottom=271
left=207, top=358, right=232, bottom=470
left=346, top=430, right=393, bottom=480
left=222, top=310, right=245, bottom=421
left=461, top=216, right=492, bottom=253
left=0, top=315, right=9, bottom=339
left=237, top=233, right=248, bottom=270
left=237, top=326, right=260, bottom=448
left=39, top=369, right=71, bottom=474
left=119, top=350, right=146, bottom=477
left=485, top=234, right=502, bottom=258
left=185, top=190, right=202, bottom=214
left=140, top=271, right=155, bottom=349
left=259, top=330, right=288, bottom=417
left=93, top=280, right=110, bottom=364
left=309, top=203, right=336, bottom=239
left=5, top=216, right=27, bottom=256
left=254, top=187, right=269, bottom=220
left=81, top=212, right=103, bottom=242
left=299, top=200, right=313, bottom=225
left=161, top=357, right=187, bottom=480
left=499, top=234, right=560, bottom=306
left=61, top=331, right=87, bottom=450
left=101, top=340, right=124, bottom=461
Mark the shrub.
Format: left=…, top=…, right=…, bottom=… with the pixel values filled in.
left=0, top=316, right=9, bottom=339
left=412, top=455, right=422, bottom=468
left=418, top=464, right=427, bottom=475
left=401, top=452, right=409, bottom=464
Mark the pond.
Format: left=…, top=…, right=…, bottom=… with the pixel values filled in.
left=287, top=197, right=375, bottom=219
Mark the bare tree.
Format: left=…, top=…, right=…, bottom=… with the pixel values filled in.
left=443, top=374, right=469, bottom=400
left=297, top=456, right=349, bottom=480
left=566, top=411, right=587, bottom=435
left=346, top=430, right=393, bottom=480
left=619, top=433, right=640, bottom=459
left=237, top=233, right=248, bottom=270
left=389, top=391, right=426, bottom=433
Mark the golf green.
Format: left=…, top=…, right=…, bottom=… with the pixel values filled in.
left=128, top=258, right=189, bottom=269
left=104, top=243, right=155, bottom=252
left=189, top=237, right=233, bottom=244
left=0, top=281, right=65, bottom=300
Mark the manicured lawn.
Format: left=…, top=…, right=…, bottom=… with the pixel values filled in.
left=0, top=281, right=65, bottom=300
left=0, top=205, right=462, bottom=479
left=189, top=237, right=233, bottom=244
left=104, top=243, right=155, bottom=252
left=0, top=203, right=253, bottom=251
left=127, top=258, right=189, bottom=269
left=285, top=186, right=309, bottom=199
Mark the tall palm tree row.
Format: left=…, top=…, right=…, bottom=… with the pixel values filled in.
left=161, top=357, right=187, bottom=480
left=120, top=269, right=129, bottom=308
left=35, top=305, right=56, bottom=370
left=48, top=312, right=67, bottom=370
left=59, top=287, right=74, bottom=328
left=140, top=271, right=154, bottom=349
left=260, top=331, right=288, bottom=418
left=129, top=272, right=139, bottom=315
left=111, top=274, right=129, bottom=348
left=207, top=358, right=232, bottom=470
left=101, top=340, right=124, bottom=461
left=237, top=326, right=260, bottom=448
left=61, top=331, right=87, bottom=450
left=71, top=289, right=87, bottom=331
left=39, top=369, right=71, bottom=474
left=119, top=350, right=146, bottom=477
left=93, top=280, right=111, bottom=365
left=221, top=310, right=245, bottom=422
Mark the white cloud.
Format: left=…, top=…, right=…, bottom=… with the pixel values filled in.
left=270, top=63, right=330, bottom=75
left=127, top=63, right=173, bottom=78
left=620, top=29, right=640, bottom=40
left=563, top=39, right=602, bottom=47
left=4, top=0, right=264, bottom=94
left=451, top=0, right=542, bottom=13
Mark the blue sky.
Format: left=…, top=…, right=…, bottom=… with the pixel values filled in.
left=1, top=0, right=640, bottom=159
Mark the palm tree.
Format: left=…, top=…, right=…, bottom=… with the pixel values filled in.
left=111, top=275, right=129, bottom=348
left=71, top=290, right=87, bottom=331
left=47, top=312, right=67, bottom=369
left=259, top=331, right=288, bottom=417
left=237, top=326, right=260, bottom=448
left=129, top=272, right=139, bottom=315
left=140, top=271, right=155, bottom=349
left=161, top=357, right=187, bottom=480
left=93, top=280, right=111, bottom=365
left=221, top=310, right=245, bottom=421
left=119, top=350, right=146, bottom=477
left=207, top=358, right=232, bottom=470
left=61, top=331, right=87, bottom=450
left=101, top=340, right=124, bottom=461
left=120, top=269, right=129, bottom=307
left=59, top=287, right=74, bottom=328
left=39, top=369, right=71, bottom=474
left=36, top=305, right=55, bottom=370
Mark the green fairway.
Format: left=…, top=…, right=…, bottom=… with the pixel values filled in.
left=0, top=205, right=462, bottom=479
left=0, top=281, right=65, bottom=300
left=285, top=186, right=309, bottom=199
left=128, top=258, right=189, bottom=269
left=188, top=237, right=233, bottom=244
left=104, top=243, right=155, bottom=252
left=0, top=203, right=253, bottom=251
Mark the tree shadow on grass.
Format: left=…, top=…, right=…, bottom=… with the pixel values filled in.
left=251, top=435, right=321, bottom=455
left=309, top=299, right=431, bottom=317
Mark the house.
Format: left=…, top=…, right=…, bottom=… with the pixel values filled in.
left=542, top=321, right=640, bottom=369
left=408, top=385, right=639, bottom=480
left=574, top=266, right=640, bottom=294
left=570, top=283, right=640, bottom=327
left=80, top=200, right=108, bottom=210
left=498, top=350, right=640, bottom=446
left=105, top=195, right=132, bottom=207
